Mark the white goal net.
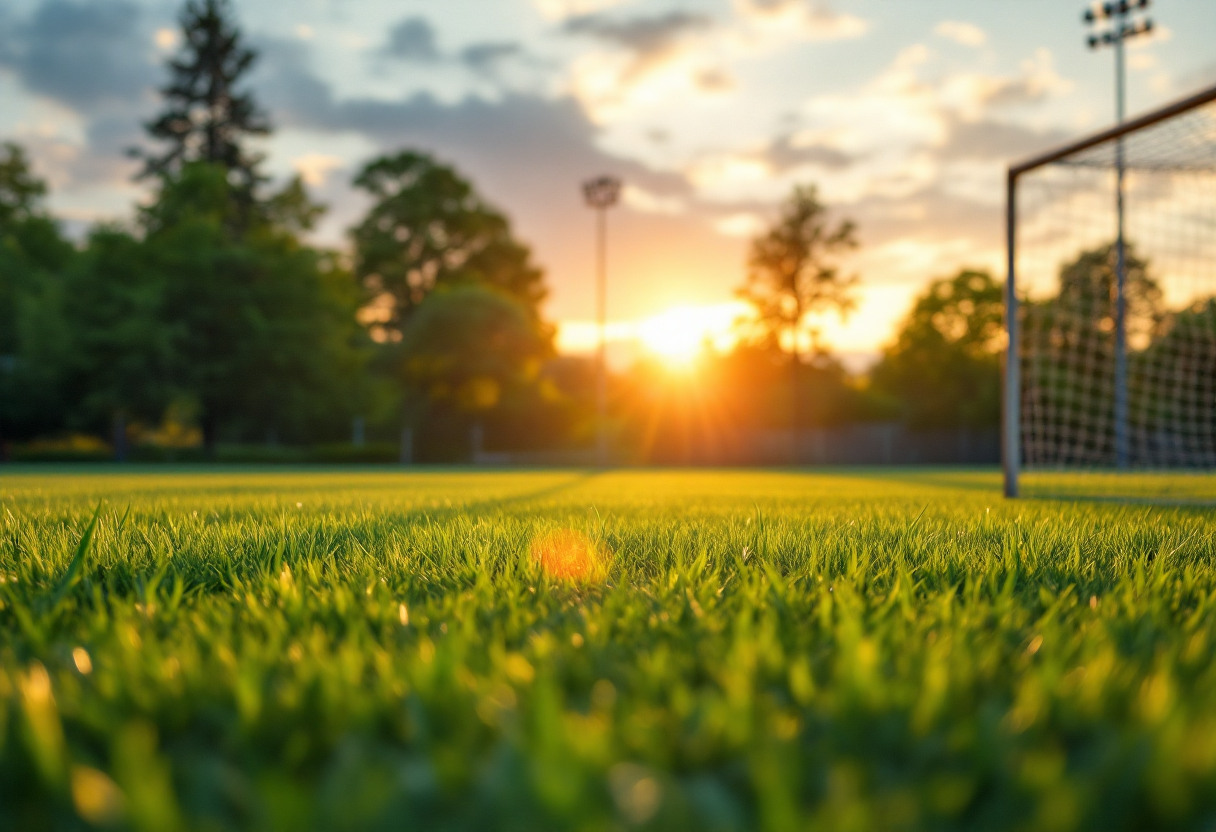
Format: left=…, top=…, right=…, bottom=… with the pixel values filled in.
left=1005, top=85, right=1216, bottom=496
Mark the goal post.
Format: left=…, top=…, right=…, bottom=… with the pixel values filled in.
left=1005, top=83, right=1216, bottom=498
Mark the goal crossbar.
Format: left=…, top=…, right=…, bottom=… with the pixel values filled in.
left=1010, top=84, right=1216, bottom=179
left=1004, top=83, right=1216, bottom=498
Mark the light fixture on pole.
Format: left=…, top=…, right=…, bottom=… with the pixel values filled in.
left=1083, top=0, right=1153, bottom=469
left=582, top=175, right=621, bottom=467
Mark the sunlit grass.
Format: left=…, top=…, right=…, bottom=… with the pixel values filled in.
left=1, top=466, right=1215, bottom=830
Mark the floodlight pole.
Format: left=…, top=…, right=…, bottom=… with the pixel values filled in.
left=1085, top=0, right=1153, bottom=469
left=583, top=176, right=621, bottom=467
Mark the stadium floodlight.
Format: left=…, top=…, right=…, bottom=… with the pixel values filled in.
left=583, top=176, right=621, bottom=466
left=1003, top=83, right=1216, bottom=499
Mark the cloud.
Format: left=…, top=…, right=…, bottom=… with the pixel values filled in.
left=563, top=11, right=735, bottom=122
left=460, top=42, right=525, bottom=74
left=383, top=17, right=441, bottom=62
left=935, top=21, right=986, bottom=48
left=0, top=0, right=160, bottom=195
left=938, top=118, right=1067, bottom=162
left=685, top=152, right=775, bottom=200
left=765, top=134, right=853, bottom=172
left=532, top=0, right=630, bottom=21
left=564, top=11, right=712, bottom=54
left=0, top=0, right=155, bottom=112
left=732, top=0, right=867, bottom=41
left=714, top=212, right=765, bottom=238
left=679, top=133, right=855, bottom=206
left=378, top=15, right=528, bottom=83
left=622, top=183, right=684, bottom=215
left=253, top=40, right=691, bottom=204
left=681, top=42, right=1073, bottom=214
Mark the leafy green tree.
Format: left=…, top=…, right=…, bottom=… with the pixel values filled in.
left=350, top=151, right=547, bottom=339
left=119, top=0, right=364, bottom=454
left=0, top=143, right=76, bottom=448
left=391, top=284, right=554, bottom=458
left=0, top=142, right=47, bottom=226
left=143, top=163, right=364, bottom=452
left=871, top=269, right=1004, bottom=429
left=350, top=151, right=553, bottom=455
left=58, top=228, right=175, bottom=456
left=133, top=0, right=269, bottom=201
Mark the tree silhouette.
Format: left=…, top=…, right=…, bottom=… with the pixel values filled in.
left=738, top=185, right=858, bottom=357
left=133, top=0, right=269, bottom=198
left=736, top=184, right=858, bottom=454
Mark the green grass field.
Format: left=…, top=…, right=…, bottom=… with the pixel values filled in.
left=2, top=467, right=1216, bottom=832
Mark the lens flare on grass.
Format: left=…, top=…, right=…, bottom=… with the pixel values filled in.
left=530, top=529, right=603, bottom=582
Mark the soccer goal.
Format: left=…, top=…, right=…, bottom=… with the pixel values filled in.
left=1004, top=84, right=1216, bottom=498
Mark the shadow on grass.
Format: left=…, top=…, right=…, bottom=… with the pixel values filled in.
left=788, top=467, right=1003, bottom=495
left=397, top=469, right=607, bottom=525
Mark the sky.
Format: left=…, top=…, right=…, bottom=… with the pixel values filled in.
left=2, top=0, right=1214, bottom=366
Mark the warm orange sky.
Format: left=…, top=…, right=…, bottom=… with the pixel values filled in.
left=2, top=0, right=1214, bottom=365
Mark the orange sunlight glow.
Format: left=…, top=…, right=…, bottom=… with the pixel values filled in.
left=637, top=304, right=742, bottom=367
left=530, top=529, right=604, bottom=583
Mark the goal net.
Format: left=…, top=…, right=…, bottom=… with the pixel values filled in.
left=1005, top=85, right=1216, bottom=498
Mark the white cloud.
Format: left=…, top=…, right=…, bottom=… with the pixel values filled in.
left=622, top=183, right=684, bottom=215
left=676, top=41, right=1073, bottom=211
left=733, top=0, right=867, bottom=41
left=533, top=0, right=632, bottom=21
left=935, top=21, right=986, bottom=48
left=714, top=212, right=766, bottom=238
left=685, top=152, right=776, bottom=201
left=566, top=22, right=735, bottom=124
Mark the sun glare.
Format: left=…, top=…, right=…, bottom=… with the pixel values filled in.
left=637, top=305, right=739, bottom=367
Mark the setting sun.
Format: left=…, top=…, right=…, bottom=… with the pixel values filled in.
left=637, top=304, right=742, bottom=366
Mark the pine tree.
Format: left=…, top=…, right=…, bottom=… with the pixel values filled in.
left=134, top=0, right=269, bottom=196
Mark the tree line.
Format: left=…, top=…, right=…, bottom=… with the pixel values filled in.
left=0, top=0, right=1019, bottom=463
